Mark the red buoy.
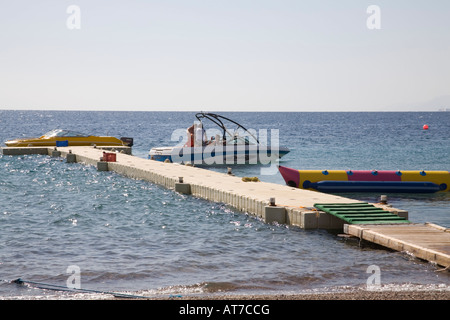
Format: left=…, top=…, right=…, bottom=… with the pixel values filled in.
left=423, top=124, right=429, bottom=130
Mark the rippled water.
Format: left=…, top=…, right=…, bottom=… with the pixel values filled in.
left=0, top=110, right=449, bottom=299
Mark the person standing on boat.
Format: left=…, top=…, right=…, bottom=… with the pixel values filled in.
left=185, top=124, right=194, bottom=147
left=195, top=123, right=206, bottom=147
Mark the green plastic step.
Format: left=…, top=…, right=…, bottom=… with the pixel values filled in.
left=314, top=202, right=410, bottom=225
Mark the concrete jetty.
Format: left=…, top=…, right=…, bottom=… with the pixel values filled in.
left=2, top=145, right=449, bottom=268
left=1, top=145, right=404, bottom=229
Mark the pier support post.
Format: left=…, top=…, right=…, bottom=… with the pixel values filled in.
left=66, top=152, right=76, bottom=163
left=175, top=177, right=191, bottom=195
left=264, top=206, right=286, bottom=224
left=175, top=183, right=191, bottom=195
left=301, top=211, right=318, bottom=229
left=51, top=148, right=61, bottom=157
left=97, top=161, right=108, bottom=171
left=398, top=211, right=408, bottom=220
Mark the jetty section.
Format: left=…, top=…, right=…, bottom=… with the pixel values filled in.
left=2, top=145, right=403, bottom=229
left=2, top=145, right=449, bottom=268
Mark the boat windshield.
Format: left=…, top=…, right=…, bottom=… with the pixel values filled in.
left=43, top=129, right=89, bottom=138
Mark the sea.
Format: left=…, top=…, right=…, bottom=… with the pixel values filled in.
left=0, top=110, right=449, bottom=299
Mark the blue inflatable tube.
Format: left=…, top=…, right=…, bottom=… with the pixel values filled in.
left=303, top=180, right=445, bottom=193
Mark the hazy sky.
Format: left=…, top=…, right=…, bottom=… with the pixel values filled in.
left=1, top=0, right=449, bottom=111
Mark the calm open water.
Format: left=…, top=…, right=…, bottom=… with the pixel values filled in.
left=0, top=110, right=449, bottom=299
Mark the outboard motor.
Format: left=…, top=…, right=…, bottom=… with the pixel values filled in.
left=120, top=137, right=134, bottom=147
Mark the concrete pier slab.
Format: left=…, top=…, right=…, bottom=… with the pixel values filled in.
left=1, top=147, right=49, bottom=155
left=1, top=146, right=407, bottom=231
left=264, top=206, right=286, bottom=224
left=66, top=153, right=77, bottom=163
left=175, top=183, right=191, bottom=195
left=4, top=145, right=448, bottom=268
left=97, top=161, right=109, bottom=171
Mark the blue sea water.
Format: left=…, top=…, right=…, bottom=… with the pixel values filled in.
left=0, top=110, right=449, bottom=299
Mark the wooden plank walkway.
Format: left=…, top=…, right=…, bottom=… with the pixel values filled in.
left=344, top=223, right=450, bottom=268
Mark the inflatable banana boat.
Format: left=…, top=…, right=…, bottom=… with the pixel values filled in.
left=278, top=166, right=450, bottom=193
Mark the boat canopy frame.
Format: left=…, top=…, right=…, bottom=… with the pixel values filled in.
left=195, top=112, right=260, bottom=145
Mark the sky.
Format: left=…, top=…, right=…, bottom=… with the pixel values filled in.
left=1, top=0, right=449, bottom=112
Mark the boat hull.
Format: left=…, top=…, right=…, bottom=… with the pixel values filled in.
left=149, top=145, right=290, bottom=165
left=278, top=166, right=450, bottom=193
left=5, top=136, right=131, bottom=147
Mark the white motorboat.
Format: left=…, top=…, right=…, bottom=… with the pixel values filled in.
left=148, top=112, right=290, bottom=165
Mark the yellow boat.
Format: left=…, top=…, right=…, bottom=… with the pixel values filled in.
left=4, top=129, right=133, bottom=147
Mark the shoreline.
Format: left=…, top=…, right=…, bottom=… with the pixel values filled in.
left=172, top=290, right=450, bottom=300
left=1, top=287, right=449, bottom=300
left=142, top=286, right=450, bottom=300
